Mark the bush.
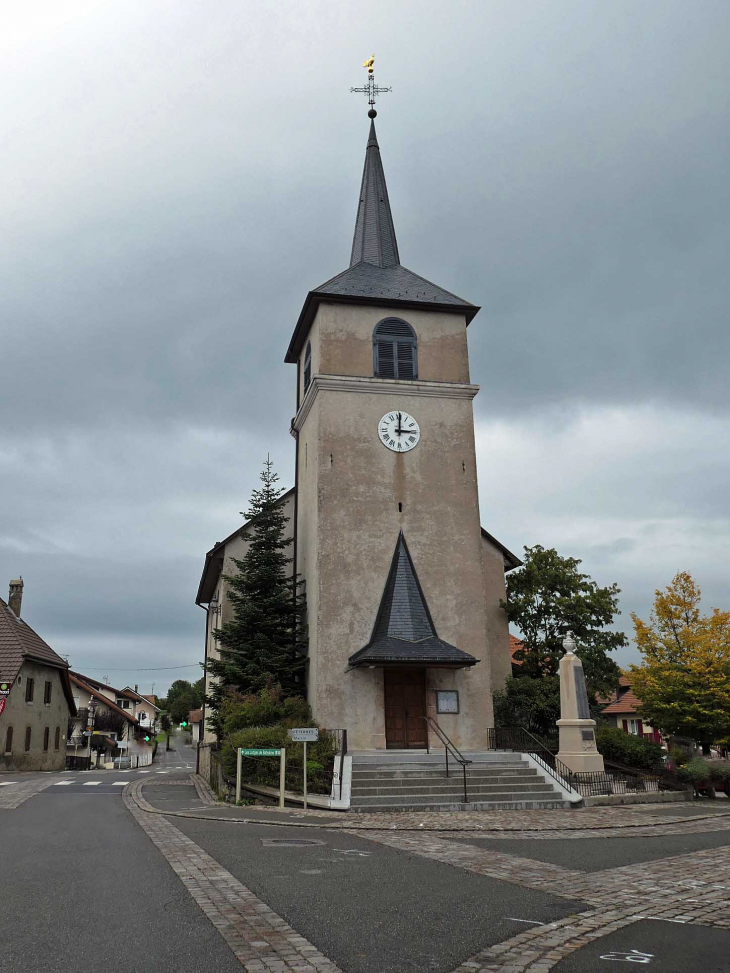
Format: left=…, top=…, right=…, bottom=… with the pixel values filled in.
left=218, top=686, right=311, bottom=737
left=594, top=726, right=664, bottom=771
left=221, top=724, right=336, bottom=796
left=669, top=746, right=690, bottom=768
left=676, top=757, right=713, bottom=787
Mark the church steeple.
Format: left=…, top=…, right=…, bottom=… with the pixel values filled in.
left=350, top=119, right=400, bottom=268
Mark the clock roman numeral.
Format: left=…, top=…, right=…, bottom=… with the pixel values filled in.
left=408, top=436, right=416, bottom=442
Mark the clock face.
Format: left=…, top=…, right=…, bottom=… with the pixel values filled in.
left=378, top=411, right=420, bottom=452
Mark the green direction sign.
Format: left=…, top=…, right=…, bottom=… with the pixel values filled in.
left=239, top=748, right=281, bottom=757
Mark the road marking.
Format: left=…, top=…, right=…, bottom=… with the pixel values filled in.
left=83, top=781, right=102, bottom=786
left=505, top=918, right=545, bottom=925
left=156, top=771, right=169, bottom=774
left=138, top=770, right=151, bottom=774
left=0, top=782, right=16, bottom=786
left=53, top=781, right=73, bottom=786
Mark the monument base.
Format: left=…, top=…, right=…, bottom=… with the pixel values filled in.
left=557, top=718, right=605, bottom=774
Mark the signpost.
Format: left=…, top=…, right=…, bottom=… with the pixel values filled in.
left=236, top=747, right=286, bottom=807
left=289, top=728, right=319, bottom=810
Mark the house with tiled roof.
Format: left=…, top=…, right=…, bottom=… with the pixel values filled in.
left=599, top=675, right=663, bottom=744
left=67, top=672, right=157, bottom=769
left=0, top=579, right=76, bottom=772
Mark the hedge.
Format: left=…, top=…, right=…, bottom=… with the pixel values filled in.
left=595, top=726, right=664, bottom=771
left=221, top=724, right=336, bottom=795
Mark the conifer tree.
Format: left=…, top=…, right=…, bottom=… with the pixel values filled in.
left=206, top=458, right=306, bottom=736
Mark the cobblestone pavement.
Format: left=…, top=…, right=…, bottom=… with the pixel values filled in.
left=124, top=780, right=343, bottom=973
left=128, top=775, right=730, bottom=972
left=0, top=776, right=58, bottom=809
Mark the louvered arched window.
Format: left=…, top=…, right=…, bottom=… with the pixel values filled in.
left=373, top=319, right=417, bottom=380
left=303, top=341, right=312, bottom=395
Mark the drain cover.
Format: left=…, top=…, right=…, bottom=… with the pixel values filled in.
left=261, top=838, right=325, bottom=847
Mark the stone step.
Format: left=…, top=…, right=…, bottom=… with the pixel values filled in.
left=352, top=780, right=554, bottom=801
left=351, top=761, right=528, bottom=774
left=350, top=752, right=523, bottom=765
left=350, top=788, right=560, bottom=805
left=349, top=796, right=569, bottom=812
left=351, top=769, right=540, bottom=781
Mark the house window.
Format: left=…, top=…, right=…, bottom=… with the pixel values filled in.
left=43, top=727, right=50, bottom=752
left=4, top=726, right=12, bottom=754
left=25, top=678, right=35, bottom=703
left=373, top=319, right=417, bottom=380
left=24, top=727, right=32, bottom=751
left=44, top=681, right=52, bottom=704
left=54, top=727, right=61, bottom=750
left=117, top=698, right=130, bottom=709
left=303, top=341, right=312, bottom=395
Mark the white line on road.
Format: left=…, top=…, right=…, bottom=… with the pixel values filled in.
left=83, top=781, right=102, bottom=786
left=0, top=782, right=16, bottom=786
left=53, top=781, right=73, bottom=786
left=112, top=782, right=127, bottom=786
left=138, top=770, right=151, bottom=774
left=505, top=919, right=545, bottom=926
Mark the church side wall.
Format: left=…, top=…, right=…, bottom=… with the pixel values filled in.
left=482, top=537, right=513, bottom=693
left=295, top=396, right=320, bottom=719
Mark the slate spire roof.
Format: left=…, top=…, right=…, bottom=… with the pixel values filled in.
left=350, top=119, right=400, bottom=269
left=285, top=118, right=479, bottom=364
left=348, top=533, right=478, bottom=668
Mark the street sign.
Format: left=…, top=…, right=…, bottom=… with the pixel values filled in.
left=289, top=728, right=319, bottom=742
left=236, top=747, right=287, bottom=808
left=238, top=748, right=282, bottom=757
left=0, top=682, right=10, bottom=696
left=0, top=698, right=5, bottom=717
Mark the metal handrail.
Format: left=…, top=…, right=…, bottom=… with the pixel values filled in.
left=488, top=726, right=575, bottom=793
left=423, top=716, right=472, bottom=803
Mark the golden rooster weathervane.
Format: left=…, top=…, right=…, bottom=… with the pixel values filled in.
left=350, top=54, right=391, bottom=117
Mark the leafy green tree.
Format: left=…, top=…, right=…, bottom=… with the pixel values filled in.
left=170, top=691, right=195, bottom=725
left=629, top=572, right=730, bottom=754
left=501, top=545, right=624, bottom=696
left=492, top=675, right=561, bottom=738
left=206, top=457, right=306, bottom=737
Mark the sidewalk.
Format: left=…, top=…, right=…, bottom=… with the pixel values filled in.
left=130, top=774, right=730, bottom=834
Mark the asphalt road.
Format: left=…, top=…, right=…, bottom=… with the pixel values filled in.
left=0, top=779, right=241, bottom=973
left=170, top=814, right=584, bottom=973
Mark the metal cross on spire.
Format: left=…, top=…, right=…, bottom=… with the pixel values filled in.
left=350, top=54, right=392, bottom=117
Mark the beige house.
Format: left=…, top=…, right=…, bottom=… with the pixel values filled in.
left=197, top=115, right=521, bottom=751
left=68, top=672, right=154, bottom=768
left=0, top=580, right=76, bottom=773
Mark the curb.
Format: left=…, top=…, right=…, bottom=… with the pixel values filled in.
left=124, top=774, right=730, bottom=834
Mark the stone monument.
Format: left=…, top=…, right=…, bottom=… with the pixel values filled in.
left=556, top=632, right=605, bottom=774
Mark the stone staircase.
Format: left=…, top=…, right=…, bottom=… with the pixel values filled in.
left=349, top=751, right=571, bottom=812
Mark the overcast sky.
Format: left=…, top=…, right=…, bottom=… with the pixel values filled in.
left=1, top=1, right=728, bottom=694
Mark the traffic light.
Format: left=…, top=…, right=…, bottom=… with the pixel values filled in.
left=180, top=720, right=188, bottom=728
left=144, top=734, right=150, bottom=742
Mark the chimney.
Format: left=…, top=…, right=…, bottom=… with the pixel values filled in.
left=135, top=684, right=139, bottom=694
left=8, top=578, right=23, bottom=617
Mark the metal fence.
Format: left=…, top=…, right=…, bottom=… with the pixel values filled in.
left=567, top=771, right=661, bottom=797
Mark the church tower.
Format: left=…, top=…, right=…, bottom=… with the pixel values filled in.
left=285, top=100, right=516, bottom=751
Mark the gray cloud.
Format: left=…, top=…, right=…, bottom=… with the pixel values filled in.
left=1, top=1, right=729, bottom=690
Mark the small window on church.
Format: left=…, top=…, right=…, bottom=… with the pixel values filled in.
left=373, top=319, right=417, bottom=380
left=303, top=341, right=312, bottom=395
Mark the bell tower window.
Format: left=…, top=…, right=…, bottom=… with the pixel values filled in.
left=373, top=319, right=417, bottom=380
left=303, top=341, right=312, bottom=395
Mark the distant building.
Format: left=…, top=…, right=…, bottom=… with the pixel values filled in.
left=187, top=708, right=203, bottom=743
left=599, top=676, right=663, bottom=744
left=0, top=579, right=76, bottom=772
left=68, top=672, right=157, bottom=768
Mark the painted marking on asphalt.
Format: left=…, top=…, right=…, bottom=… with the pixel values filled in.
left=138, top=770, right=151, bottom=774
left=112, top=782, right=127, bottom=786
left=83, top=781, right=102, bottom=786
left=599, top=950, right=653, bottom=963
left=300, top=869, right=323, bottom=875
left=0, top=782, right=16, bottom=786
left=53, top=781, right=73, bottom=786
left=505, top=918, right=545, bottom=925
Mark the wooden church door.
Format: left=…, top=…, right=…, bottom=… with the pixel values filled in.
left=384, top=669, right=427, bottom=749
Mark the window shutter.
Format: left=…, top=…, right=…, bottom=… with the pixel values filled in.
left=376, top=341, right=396, bottom=378
left=622, top=719, right=628, bottom=733
left=637, top=719, right=643, bottom=737
left=396, top=341, right=415, bottom=379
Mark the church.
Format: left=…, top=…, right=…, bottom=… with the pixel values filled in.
left=197, top=100, right=521, bottom=753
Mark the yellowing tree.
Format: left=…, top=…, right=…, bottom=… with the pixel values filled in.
left=629, top=572, right=730, bottom=754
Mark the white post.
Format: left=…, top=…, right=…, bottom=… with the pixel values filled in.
left=235, top=748, right=242, bottom=804
left=303, top=741, right=308, bottom=811
left=279, top=747, right=286, bottom=808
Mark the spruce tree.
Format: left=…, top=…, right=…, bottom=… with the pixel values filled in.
left=206, top=457, right=306, bottom=736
